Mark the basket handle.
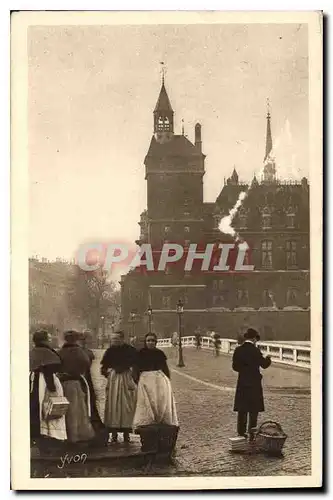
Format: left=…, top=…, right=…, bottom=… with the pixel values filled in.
left=258, top=420, right=284, bottom=433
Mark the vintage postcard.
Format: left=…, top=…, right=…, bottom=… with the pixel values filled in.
left=11, top=10, right=323, bottom=490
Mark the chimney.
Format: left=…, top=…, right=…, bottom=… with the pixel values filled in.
left=195, top=123, right=202, bottom=152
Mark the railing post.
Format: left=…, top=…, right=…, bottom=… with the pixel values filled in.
left=279, top=347, right=283, bottom=360
left=293, top=349, right=298, bottom=363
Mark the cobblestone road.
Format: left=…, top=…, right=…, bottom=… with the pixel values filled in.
left=87, top=348, right=311, bottom=477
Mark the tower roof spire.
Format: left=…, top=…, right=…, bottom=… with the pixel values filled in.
left=154, top=62, right=173, bottom=112
left=264, top=98, right=273, bottom=162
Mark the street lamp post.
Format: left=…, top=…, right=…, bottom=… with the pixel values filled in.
left=176, top=299, right=185, bottom=367
left=100, top=316, right=105, bottom=348
left=130, top=311, right=136, bottom=337
left=147, top=306, right=153, bottom=333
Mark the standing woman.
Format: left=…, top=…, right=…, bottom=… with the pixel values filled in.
left=79, top=332, right=108, bottom=446
left=101, top=331, right=137, bottom=443
left=133, top=333, right=178, bottom=429
left=30, top=329, right=67, bottom=451
left=58, top=331, right=95, bottom=445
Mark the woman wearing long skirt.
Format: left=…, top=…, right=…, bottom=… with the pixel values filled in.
left=58, top=331, right=95, bottom=445
left=133, top=333, right=178, bottom=429
left=79, top=332, right=109, bottom=447
left=30, top=329, right=67, bottom=452
left=101, top=331, right=137, bottom=443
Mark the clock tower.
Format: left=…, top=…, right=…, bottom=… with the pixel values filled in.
left=144, top=79, right=206, bottom=249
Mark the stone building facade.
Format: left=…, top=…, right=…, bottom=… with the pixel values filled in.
left=29, top=258, right=85, bottom=345
left=120, top=80, right=310, bottom=342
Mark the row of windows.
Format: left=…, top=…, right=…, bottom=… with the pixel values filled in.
left=164, top=225, right=191, bottom=233
left=212, top=288, right=300, bottom=306
left=214, top=213, right=297, bottom=230
left=261, top=240, right=298, bottom=269
left=157, top=288, right=303, bottom=308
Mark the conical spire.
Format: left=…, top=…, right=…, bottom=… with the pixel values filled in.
left=153, top=76, right=174, bottom=138
left=264, top=99, right=273, bottom=162
left=231, top=167, right=239, bottom=183
left=154, top=82, right=173, bottom=113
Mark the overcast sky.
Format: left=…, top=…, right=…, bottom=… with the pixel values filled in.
left=29, top=23, right=308, bottom=262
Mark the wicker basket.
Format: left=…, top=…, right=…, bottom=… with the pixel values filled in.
left=136, top=424, right=179, bottom=453
left=256, top=421, right=287, bottom=455
left=43, top=396, right=70, bottom=420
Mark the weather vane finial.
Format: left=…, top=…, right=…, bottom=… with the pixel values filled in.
left=266, top=97, right=271, bottom=118
left=181, top=118, right=184, bottom=135
left=160, top=61, right=166, bottom=85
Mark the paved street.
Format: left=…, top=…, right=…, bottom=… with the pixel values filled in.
left=87, top=348, right=311, bottom=477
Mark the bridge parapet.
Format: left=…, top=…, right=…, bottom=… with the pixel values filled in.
left=157, top=336, right=311, bottom=370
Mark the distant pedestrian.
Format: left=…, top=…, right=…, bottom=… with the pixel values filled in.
left=237, top=333, right=245, bottom=346
left=171, top=331, right=178, bottom=347
left=129, top=335, right=137, bottom=347
left=195, top=331, right=202, bottom=350
left=232, top=328, right=271, bottom=440
left=212, top=332, right=221, bottom=356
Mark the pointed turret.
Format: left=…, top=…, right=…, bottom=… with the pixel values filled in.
left=231, top=167, right=239, bottom=183
left=264, top=109, right=273, bottom=163
left=251, top=174, right=259, bottom=187
left=154, top=79, right=174, bottom=142
left=154, top=82, right=173, bottom=114
left=263, top=100, right=276, bottom=183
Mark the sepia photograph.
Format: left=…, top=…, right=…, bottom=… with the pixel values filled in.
left=10, top=10, right=322, bottom=490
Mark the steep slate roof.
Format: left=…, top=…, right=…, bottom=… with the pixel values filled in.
left=154, top=83, right=173, bottom=113
left=145, top=135, right=204, bottom=159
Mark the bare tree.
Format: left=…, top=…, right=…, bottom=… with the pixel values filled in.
left=67, top=266, right=121, bottom=342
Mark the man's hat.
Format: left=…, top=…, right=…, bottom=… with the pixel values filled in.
left=244, top=328, right=260, bottom=340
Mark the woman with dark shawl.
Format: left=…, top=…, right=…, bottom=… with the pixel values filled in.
left=100, top=331, right=137, bottom=443
left=58, top=331, right=95, bottom=444
left=133, top=333, right=178, bottom=429
left=29, top=329, right=67, bottom=450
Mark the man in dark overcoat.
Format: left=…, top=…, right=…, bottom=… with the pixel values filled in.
left=232, top=328, right=271, bottom=438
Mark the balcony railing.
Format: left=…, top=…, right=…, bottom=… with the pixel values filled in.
left=156, top=336, right=311, bottom=369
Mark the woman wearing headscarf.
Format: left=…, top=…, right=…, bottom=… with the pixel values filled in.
left=133, top=333, right=178, bottom=429
left=101, top=331, right=137, bottom=443
left=58, top=330, right=95, bottom=444
left=29, top=329, right=67, bottom=450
